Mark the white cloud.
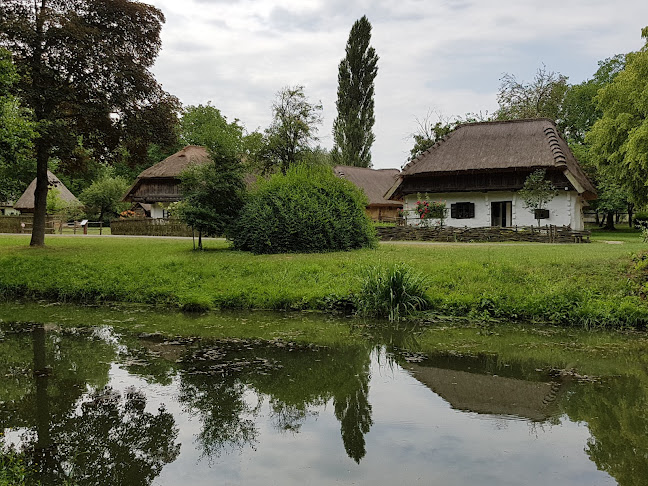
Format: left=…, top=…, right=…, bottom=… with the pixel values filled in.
left=148, top=0, right=648, bottom=168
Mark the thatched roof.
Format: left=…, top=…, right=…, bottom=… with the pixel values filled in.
left=333, top=165, right=402, bottom=207
left=389, top=118, right=596, bottom=200
left=407, top=363, right=560, bottom=422
left=123, top=145, right=262, bottom=203
left=139, top=145, right=211, bottom=178
left=14, top=171, right=80, bottom=210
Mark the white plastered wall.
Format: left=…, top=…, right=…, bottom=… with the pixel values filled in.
left=403, top=191, right=585, bottom=230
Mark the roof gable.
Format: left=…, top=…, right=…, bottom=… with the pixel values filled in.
left=397, top=118, right=596, bottom=199
left=333, top=165, right=402, bottom=206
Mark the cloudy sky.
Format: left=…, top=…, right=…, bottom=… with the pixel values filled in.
left=146, top=0, right=648, bottom=169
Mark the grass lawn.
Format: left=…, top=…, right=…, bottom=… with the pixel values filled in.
left=0, top=227, right=646, bottom=328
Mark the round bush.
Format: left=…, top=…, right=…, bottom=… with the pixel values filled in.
left=232, top=164, right=377, bottom=254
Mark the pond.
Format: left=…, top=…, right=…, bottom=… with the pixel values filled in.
left=1, top=303, right=646, bottom=485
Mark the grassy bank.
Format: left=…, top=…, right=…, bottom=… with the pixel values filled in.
left=0, top=229, right=646, bottom=328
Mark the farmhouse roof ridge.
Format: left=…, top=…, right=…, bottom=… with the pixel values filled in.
left=395, top=118, right=596, bottom=199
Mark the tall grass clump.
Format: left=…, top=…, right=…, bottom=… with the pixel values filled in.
left=232, top=164, right=376, bottom=254
left=356, top=263, right=431, bottom=321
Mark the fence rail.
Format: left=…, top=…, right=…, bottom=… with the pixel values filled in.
left=110, top=218, right=193, bottom=237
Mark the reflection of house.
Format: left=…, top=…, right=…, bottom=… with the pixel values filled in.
left=406, top=361, right=562, bottom=422
left=122, top=145, right=210, bottom=219
left=387, top=119, right=596, bottom=230
left=333, top=165, right=403, bottom=221
left=13, top=171, right=80, bottom=214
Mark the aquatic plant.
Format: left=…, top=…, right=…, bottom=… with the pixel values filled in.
left=355, top=263, right=431, bottom=321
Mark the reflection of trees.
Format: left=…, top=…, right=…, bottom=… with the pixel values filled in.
left=175, top=340, right=375, bottom=463
left=333, top=363, right=373, bottom=464
left=246, top=344, right=374, bottom=463
left=562, top=375, right=648, bottom=486
left=178, top=375, right=259, bottom=458
left=48, top=387, right=180, bottom=485
left=0, top=324, right=180, bottom=485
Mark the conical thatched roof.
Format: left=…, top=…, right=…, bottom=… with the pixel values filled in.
left=333, top=165, right=402, bottom=207
left=389, top=118, right=596, bottom=200
left=14, top=171, right=80, bottom=211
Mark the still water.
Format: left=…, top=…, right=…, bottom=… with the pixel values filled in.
left=1, top=304, right=645, bottom=485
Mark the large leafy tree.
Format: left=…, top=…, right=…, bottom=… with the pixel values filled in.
left=0, top=0, right=176, bottom=246
left=560, top=56, right=628, bottom=228
left=587, top=27, right=648, bottom=210
left=331, top=15, right=379, bottom=168
left=496, top=65, right=568, bottom=121
left=259, top=85, right=323, bottom=175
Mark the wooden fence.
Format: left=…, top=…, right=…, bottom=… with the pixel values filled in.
left=0, top=215, right=61, bottom=234
left=110, top=218, right=193, bottom=237
left=376, top=225, right=590, bottom=243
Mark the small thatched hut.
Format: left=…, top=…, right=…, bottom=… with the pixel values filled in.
left=333, top=165, right=403, bottom=221
left=122, top=145, right=211, bottom=218
left=13, top=171, right=80, bottom=214
left=387, top=118, right=596, bottom=230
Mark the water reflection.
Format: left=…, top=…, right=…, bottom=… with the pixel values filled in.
left=1, top=311, right=647, bottom=485
left=0, top=324, right=180, bottom=485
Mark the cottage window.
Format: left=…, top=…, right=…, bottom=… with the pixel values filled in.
left=451, top=202, right=475, bottom=219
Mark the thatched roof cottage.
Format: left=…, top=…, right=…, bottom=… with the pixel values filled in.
left=14, top=171, right=80, bottom=213
left=122, top=145, right=210, bottom=218
left=387, top=119, right=596, bottom=230
left=333, top=165, right=403, bottom=221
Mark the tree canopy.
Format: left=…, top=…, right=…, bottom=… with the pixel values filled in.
left=259, top=85, right=323, bottom=175
left=331, top=15, right=379, bottom=168
left=587, top=26, right=648, bottom=207
left=496, top=65, right=568, bottom=121
left=0, top=0, right=177, bottom=245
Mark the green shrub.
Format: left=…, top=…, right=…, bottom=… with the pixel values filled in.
left=232, top=164, right=376, bottom=254
left=355, top=263, right=431, bottom=321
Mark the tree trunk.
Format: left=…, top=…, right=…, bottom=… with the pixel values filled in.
left=595, top=210, right=600, bottom=226
left=603, top=211, right=616, bottom=230
left=198, top=230, right=203, bottom=250
left=30, top=142, right=50, bottom=246
left=628, top=202, right=635, bottom=228
left=29, top=0, right=49, bottom=247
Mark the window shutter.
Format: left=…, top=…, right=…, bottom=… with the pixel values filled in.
left=450, top=204, right=458, bottom=218
left=468, top=202, right=475, bottom=218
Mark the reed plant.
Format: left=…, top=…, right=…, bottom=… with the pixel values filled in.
left=355, top=263, right=431, bottom=321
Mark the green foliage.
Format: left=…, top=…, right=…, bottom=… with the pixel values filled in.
left=180, top=104, right=246, bottom=155
left=560, top=55, right=625, bottom=145
left=355, top=263, right=430, bottom=321
left=177, top=159, right=245, bottom=246
left=0, top=48, right=36, bottom=201
left=232, top=164, right=376, bottom=254
left=0, top=446, right=36, bottom=486
left=518, top=169, right=557, bottom=214
left=79, top=176, right=130, bottom=222
left=496, top=65, right=569, bottom=121
left=587, top=27, right=648, bottom=206
left=258, top=86, right=323, bottom=174
left=331, top=15, right=379, bottom=168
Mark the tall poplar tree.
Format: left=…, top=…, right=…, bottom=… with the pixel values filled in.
left=332, top=16, right=378, bottom=168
